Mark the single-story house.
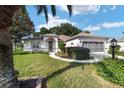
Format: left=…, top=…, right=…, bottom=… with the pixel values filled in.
left=65, top=32, right=109, bottom=54
left=22, top=34, right=59, bottom=52
left=22, top=32, right=109, bottom=54
left=58, top=35, right=71, bottom=42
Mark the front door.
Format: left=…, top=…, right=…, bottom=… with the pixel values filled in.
left=48, top=41, right=53, bottom=52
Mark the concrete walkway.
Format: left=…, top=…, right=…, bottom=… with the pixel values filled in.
left=49, top=52, right=124, bottom=63
left=49, top=52, right=103, bottom=63
left=105, top=53, right=124, bottom=60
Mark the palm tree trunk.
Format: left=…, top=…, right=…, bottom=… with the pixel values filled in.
left=0, top=31, right=19, bottom=88
left=0, top=5, right=21, bottom=88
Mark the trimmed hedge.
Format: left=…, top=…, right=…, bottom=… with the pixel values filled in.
left=13, top=51, right=49, bottom=55
left=66, top=47, right=90, bottom=60
left=58, top=43, right=66, bottom=53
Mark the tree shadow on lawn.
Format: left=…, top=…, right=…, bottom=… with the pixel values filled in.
left=42, top=62, right=84, bottom=88
left=19, top=62, right=84, bottom=88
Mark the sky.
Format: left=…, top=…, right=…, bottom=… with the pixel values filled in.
left=26, top=5, right=124, bottom=38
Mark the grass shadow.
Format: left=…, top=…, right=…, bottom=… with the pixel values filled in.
left=42, top=62, right=84, bottom=88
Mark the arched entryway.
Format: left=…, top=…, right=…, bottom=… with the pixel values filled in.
left=48, top=41, right=53, bottom=51
left=46, top=37, right=55, bottom=52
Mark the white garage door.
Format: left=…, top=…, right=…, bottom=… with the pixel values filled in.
left=82, top=42, right=104, bottom=52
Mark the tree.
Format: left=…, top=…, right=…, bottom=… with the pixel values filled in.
left=83, top=30, right=91, bottom=34
left=49, top=23, right=81, bottom=36
left=0, top=5, right=72, bottom=88
left=60, top=23, right=81, bottom=36
left=58, top=41, right=66, bottom=53
left=40, top=27, right=49, bottom=35
left=11, top=6, right=34, bottom=50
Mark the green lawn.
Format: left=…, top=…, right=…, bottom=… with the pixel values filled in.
left=14, top=53, right=122, bottom=88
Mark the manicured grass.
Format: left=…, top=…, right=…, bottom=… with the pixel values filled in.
left=14, top=54, right=122, bottom=88
left=95, top=58, right=124, bottom=87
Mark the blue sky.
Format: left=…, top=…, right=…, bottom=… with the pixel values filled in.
left=26, top=5, right=124, bottom=38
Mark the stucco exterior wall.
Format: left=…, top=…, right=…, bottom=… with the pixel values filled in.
left=23, top=36, right=59, bottom=53
left=23, top=40, right=32, bottom=51
left=65, top=37, right=108, bottom=54
left=65, top=38, right=80, bottom=47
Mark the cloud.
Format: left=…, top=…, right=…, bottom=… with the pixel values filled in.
left=84, top=21, right=124, bottom=31
left=59, top=5, right=101, bottom=15
left=103, top=9, right=107, bottom=13
left=101, top=22, right=124, bottom=28
left=111, top=5, right=116, bottom=10
left=36, top=14, right=77, bottom=31
left=84, top=25, right=101, bottom=31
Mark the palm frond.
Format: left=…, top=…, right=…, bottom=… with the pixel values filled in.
left=67, top=5, right=72, bottom=16
left=51, top=5, right=56, bottom=17
left=36, top=5, right=72, bottom=23
left=36, top=6, right=44, bottom=15
left=43, top=6, right=48, bottom=22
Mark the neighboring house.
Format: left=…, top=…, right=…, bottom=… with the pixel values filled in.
left=23, top=32, right=110, bottom=54
left=23, top=34, right=59, bottom=52
left=117, top=37, right=124, bottom=51
left=65, top=32, right=109, bottom=54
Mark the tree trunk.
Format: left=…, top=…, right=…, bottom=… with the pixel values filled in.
left=0, top=31, right=19, bottom=88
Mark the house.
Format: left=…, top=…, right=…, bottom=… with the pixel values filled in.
left=23, top=32, right=109, bottom=54
left=65, top=32, right=109, bottom=54
left=58, top=35, right=71, bottom=42
left=23, top=34, right=59, bottom=52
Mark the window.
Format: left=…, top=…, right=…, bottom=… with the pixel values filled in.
left=32, top=41, right=40, bottom=49
left=71, top=42, right=74, bottom=45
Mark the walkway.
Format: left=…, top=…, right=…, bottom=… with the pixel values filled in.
left=49, top=52, right=124, bottom=63
left=105, top=54, right=124, bottom=60
left=49, top=52, right=103, bottom=63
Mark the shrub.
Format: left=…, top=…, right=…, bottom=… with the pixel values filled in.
left=32, top=51, right=49, bottom=55
left=116, top=51, right=124, bottom=56
left=13, top=51, right=30, bottom=55
left=66, top=47, right=90, bottom=60
left=59, top=43, right=66, bottom=53
left=13, top=51, right=49, bottom=55
left=95, top=58, right=124, bottom=86
left=108, top=44, right=120, bottom=54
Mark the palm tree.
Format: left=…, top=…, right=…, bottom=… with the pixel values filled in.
left=0, top=5, right=72, bottom=88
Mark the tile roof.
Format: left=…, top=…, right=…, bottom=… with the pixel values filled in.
left=65, top=32, right=109, bottom=42
left=59, top=35, right=71, bottom=42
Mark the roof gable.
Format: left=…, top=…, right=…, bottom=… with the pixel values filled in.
left=59, top=35, right=71, bottom=42
left=65, top=32, right=109, bottom=42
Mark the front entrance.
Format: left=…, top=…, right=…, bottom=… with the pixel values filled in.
left=48, top=41, right=53, bottom=52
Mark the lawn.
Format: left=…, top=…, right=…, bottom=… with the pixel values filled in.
left=14, top=53, right=122, bottom=88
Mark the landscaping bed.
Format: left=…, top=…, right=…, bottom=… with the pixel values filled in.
left=56, top=47, right=94, bottom=60
left=95, top=58, right=124, bottom=87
